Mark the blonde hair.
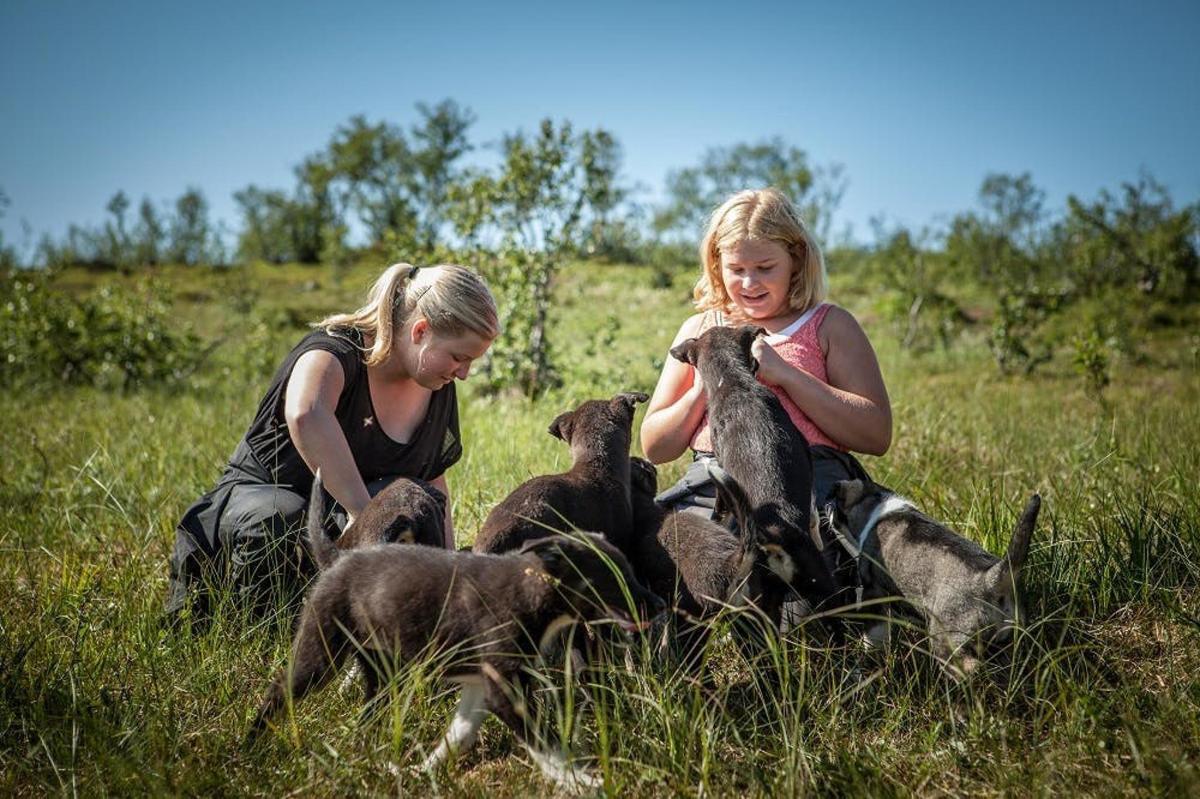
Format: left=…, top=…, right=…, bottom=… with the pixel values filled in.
left=317, top=263, right=499, bottom=367
left=693, top=188, right=827, bottom=319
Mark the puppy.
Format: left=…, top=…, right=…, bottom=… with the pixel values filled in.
left=630, top=461, right=764, bottom=674
left=828, top=479, right=1041, bottom=678
left=670, top=325, right=842, bottom=622
left=473, top=392, right=648, bottom=556
left=309, top=472, right=447, bottom=558
left=250, top=523, right=664, bottom=789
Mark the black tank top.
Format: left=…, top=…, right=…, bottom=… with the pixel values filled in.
left=232, top=327, right=462, bottom=493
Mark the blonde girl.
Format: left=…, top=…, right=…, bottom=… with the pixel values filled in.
left=641, top=188, right=891, bottom=512
left=167, top=263, right=498, bottom=621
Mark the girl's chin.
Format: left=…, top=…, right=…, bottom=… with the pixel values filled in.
left=738, top=304, right=779, bottom=319
left=417, top=374, right=452, bottom=390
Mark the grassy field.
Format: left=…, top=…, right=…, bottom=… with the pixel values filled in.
left=2, top=259, right=1199, bottom=796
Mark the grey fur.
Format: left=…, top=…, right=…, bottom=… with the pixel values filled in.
left=830, top=479, right=1041, bottom=678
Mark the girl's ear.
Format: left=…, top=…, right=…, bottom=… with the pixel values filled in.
left=410, top=317, right=430, bottom=344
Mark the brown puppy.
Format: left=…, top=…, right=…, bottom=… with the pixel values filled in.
left=308, top=472, right=446, bottom=561
left=670, top=325, right=843, bottom=626
left=473, top=391, right=648, bottom=556
left=250, top=530, right=664, bottom=789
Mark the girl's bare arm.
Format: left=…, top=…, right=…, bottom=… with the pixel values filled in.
left=284, top=350, right=373, bottom=521
left=639, top=314, right=710, bottom=464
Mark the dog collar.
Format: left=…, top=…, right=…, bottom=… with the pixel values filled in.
left=827, top=495, right=915, bottom=611
left=856, top=495, right=917, bottom=553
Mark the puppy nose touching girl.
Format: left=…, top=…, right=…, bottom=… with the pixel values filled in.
left=640, top=187, right=892, bottom=515
left=166, top=262, right=498, bottom=622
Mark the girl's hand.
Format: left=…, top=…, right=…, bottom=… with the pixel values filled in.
left=751, top=338, right=794, bottom=386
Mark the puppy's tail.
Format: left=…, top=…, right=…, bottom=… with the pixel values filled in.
left=1005, top=493, right=1041, bottom=577
left=308, top=470, right=339, bottom=571
left=706, top=463, right=757, bottom=555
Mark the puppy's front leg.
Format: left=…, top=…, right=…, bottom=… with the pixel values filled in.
left=484, top=677, right=600, bottom=792
left=526, top=747, right=602, bottom=792
left=420, top=680, right=487, bottom=772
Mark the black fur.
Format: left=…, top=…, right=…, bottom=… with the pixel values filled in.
left=670, top=325, right=843, bottom=623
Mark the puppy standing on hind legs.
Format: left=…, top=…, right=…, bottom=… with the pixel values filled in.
left=668, top=325, right=845, bottom=628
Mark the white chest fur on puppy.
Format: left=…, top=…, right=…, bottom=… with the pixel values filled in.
left=828, top=479, right=1041, bottom=680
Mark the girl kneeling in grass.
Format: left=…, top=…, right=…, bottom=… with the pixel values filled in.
left=166, top=263, right=498, bottom=623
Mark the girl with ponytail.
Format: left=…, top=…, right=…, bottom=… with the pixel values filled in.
left=166, top=262, right=499, bottom=622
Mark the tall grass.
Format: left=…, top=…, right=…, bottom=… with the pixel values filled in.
left=1, top=260, right=1198, bottom=795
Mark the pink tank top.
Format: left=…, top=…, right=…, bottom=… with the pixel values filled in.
left=690, top=303, right=844, bottom=453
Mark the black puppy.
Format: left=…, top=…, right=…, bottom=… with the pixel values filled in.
left=670, top=325, right=842, bottom=625
left=308, top=472, right=446, bottom=559
left=630, top=460, right=765, bottom=674
left=473, top=392, right=648, bottom=556
left=250, top=525, right=663, bottom=789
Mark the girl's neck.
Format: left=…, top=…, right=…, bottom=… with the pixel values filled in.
left=363, top=332, right=419, bottom=386
left=729, top=306, right=805, bottom=334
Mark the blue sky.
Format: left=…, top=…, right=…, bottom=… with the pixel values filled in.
left=2, top=0, right=1198, bottom=254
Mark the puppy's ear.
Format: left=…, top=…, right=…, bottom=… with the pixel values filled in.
left=423, top=480, right=448, bottom=512
left=617, top=391, right=650, bottom=405
left=834, top=479, right=866, bottom=509
left=613, top=391, right=650, bottom=415
left=548, top=410, right=575, bottom=442
left=669, top=338, right=699, bottom=366
left=737, top=325, right=768, bottom=372
left=520, top=536, right=569, bottom=576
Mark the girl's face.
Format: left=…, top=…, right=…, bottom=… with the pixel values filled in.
left=408, top=320, right=494, bottom=389
left=719, top=239, right=796, bottom=320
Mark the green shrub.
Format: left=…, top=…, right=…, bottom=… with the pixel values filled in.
left=988, top=286, right=1066, bottom=375
left=0, top=269, right=204, bottom=390
left=1072, top=328, right=1112, bottom=397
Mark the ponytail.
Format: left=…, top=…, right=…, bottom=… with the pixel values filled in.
left=316, top=262, right=499, bottom=366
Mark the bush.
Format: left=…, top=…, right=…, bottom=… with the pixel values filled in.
left=0, top=269, right=205, bottom=390
left=1072, top=328, right=1112, bottom=398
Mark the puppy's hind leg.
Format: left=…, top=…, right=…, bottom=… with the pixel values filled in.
left=420, top=679, right=488, bottom=772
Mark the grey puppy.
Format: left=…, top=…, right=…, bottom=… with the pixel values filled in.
left=828, top=479, right=1041, bottom=678
left=249, top=484, right=664, bottom=789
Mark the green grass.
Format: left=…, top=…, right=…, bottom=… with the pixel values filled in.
left=2, top=259, right=1199, bottom=796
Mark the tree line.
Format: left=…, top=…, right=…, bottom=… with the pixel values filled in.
left=1, top=99, right=851, bottom=271
left=2, top=98, right=1197, bottom=397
